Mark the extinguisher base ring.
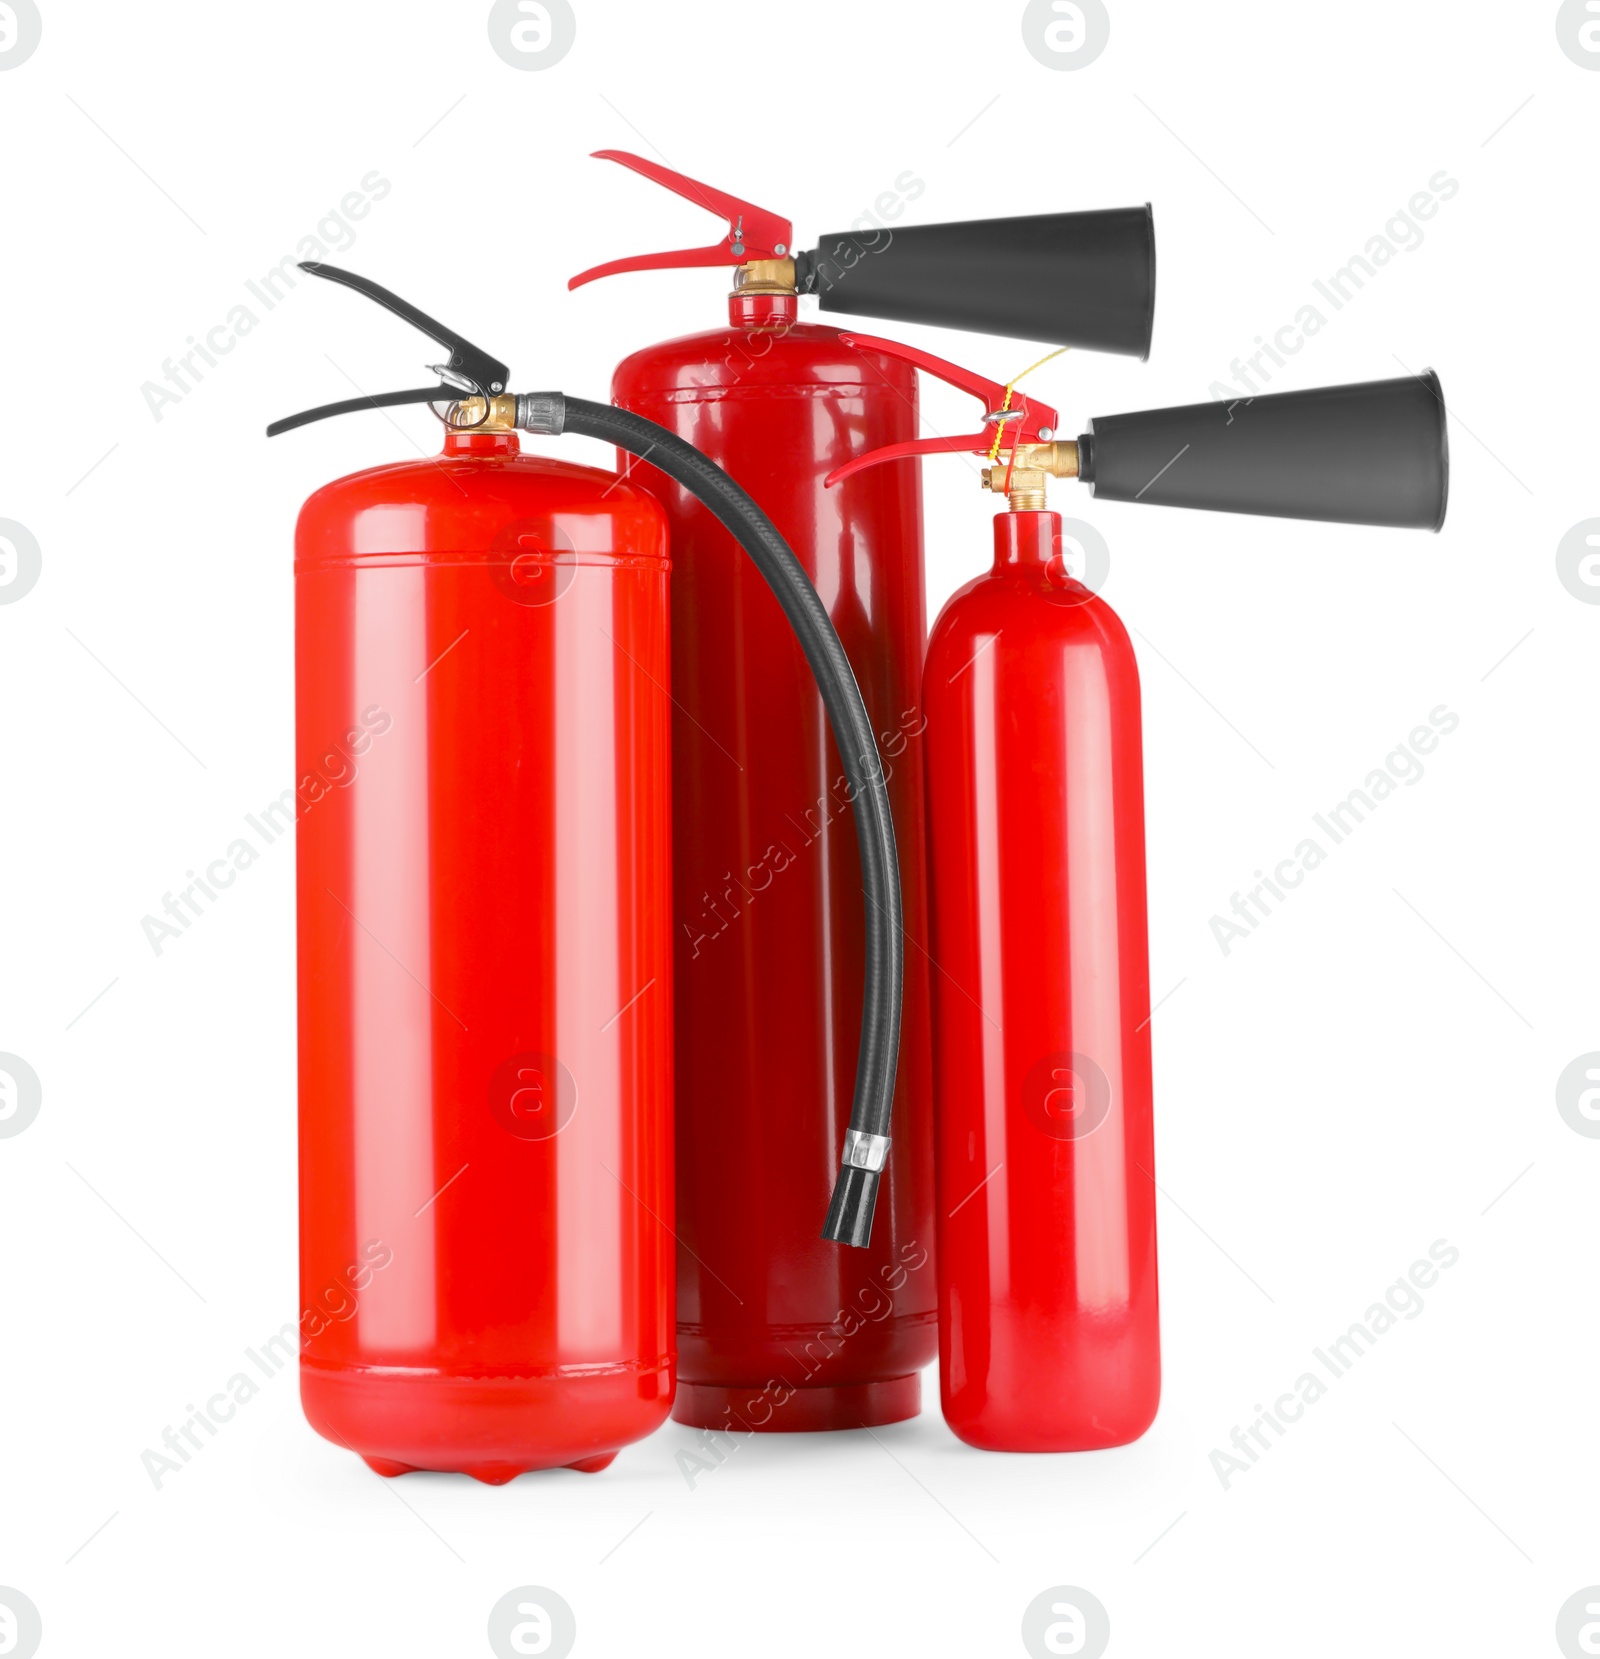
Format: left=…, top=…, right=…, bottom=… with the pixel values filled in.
left=672, top=1373, right=921, bottom=1433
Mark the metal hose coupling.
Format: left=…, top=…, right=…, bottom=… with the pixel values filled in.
left=515, top=392, right=566, bottom=435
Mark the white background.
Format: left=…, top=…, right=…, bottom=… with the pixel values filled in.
left=2, top=2, right=1596, bottom=1655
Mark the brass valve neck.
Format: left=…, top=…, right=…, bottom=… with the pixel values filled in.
left=980, top=440, right=1080, bottom=512
left=733, top=257, right=798, bottom=296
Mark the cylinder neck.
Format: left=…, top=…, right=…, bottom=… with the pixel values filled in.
left=443, top=428, right=520, bottom=457
left=992, top=509, right=1060, bottom=570
left=728, top=290, right=798, bottom=330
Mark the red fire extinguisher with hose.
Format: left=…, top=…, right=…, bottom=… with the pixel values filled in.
left=571, top=151, right=1156, bottom=1431
left=268, top=263, right=905, bottom=1479
left=828, top=340, right=1450, bottom=1450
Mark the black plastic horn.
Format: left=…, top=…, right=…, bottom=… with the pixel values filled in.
left=795, top=208, right=1156, bottom=357
left=1079, top=372, right=1449, bottom=529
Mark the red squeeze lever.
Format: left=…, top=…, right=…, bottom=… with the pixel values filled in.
left=568, top=151, right=792, bottom=287
left=823, top=334, right=1060, bottom=485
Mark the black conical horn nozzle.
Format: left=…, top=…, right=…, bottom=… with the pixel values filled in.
left=796, top=207, right=1155, bottom=357
left=1078, top=372, right=1449, bottom=530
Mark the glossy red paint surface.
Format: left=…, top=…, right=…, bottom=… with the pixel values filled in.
left=924, top=510, right=1158, bottom=1451
left=613, top=294, right=937, bottom=1431
left=294, top=429, right=674, bottom=1481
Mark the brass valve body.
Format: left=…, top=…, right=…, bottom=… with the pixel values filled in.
left=980, top=441, right=1080, bottom=511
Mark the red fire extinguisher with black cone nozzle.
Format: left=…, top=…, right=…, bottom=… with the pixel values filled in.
left=570, top=151, right=1155, bottom=1432
left=828, top=341, right=1449, bottom=1451
left=268, top=263, right=905, bottom=1480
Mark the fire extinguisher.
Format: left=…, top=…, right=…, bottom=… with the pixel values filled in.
left=570, top=150, right=1155, bottom=1432
left=828, top=340, right=1449, bottom=1450
left=268, top=263, right=905, bottom=1480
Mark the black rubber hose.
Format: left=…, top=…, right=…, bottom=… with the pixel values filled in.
left=266, top=386, right=454, bottom=437
left=557, top=397, right=902, bottom=1248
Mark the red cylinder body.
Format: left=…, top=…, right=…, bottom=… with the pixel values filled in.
left=294, top=428, right=674, bottom=1481
left=923, top=510, right=1159, bottom=1451
left=612, top=292, right=937, bottom=1431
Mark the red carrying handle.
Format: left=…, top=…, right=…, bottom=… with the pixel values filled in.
left=824, top=335, right=1061, bottom=485
left=568, top=151, right=793, bottom=287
